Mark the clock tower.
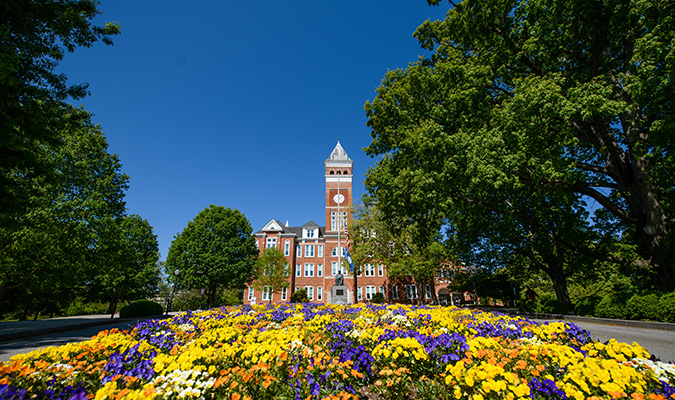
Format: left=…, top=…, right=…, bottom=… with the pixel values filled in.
left=325, top=140, right=353, bottom=233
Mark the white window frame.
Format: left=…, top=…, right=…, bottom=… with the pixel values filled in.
left=364, top=264, right=375, bottom=277
left=357, top=286, right=363, bottom=301
left=426, top=284, right=432, bottom=300
left=296, top=245, right=302, bottom=257
left=378, top=264, right=384, bottom=276
left=296, top=265, right=301, bottom=277
left=284, top=240, right=290, bottom=256
left=305, top=245, right=314, bottom=257
left=332, top=247, right=345, bottom=257
left=379, top=286, right=385, bottom=294
left=266, top=238, right=277, bottom=248
left=317, top=264, right=323, bottom=277
left=306, top=286, right=314, bottom=300
left=392, top=285, right=399, bottom=300
left=304, top=263, right=314, bottom=277
left=281, top=287, right=288, bottom=301
left=318, top=245, right=323, bottom=258
left=366, top=286, right=376, bottom=300
left=261, top=286, right=271, bottom=301
left=317, top=286, right=322, bottom=301
left=248, top=287, right=254, bottom=300
left=406, top=284, right=418, bottom=299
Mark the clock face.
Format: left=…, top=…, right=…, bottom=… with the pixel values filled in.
left=333, top=193, right=345, bottom=204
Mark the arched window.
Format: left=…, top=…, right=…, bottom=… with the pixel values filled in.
left=332, top=247, right=346, bottom=257
left=344, top=170, right=349, bottom=175
left=337, top=171, right=341, bottom=175
left=330, top=171, right=334, bottom=175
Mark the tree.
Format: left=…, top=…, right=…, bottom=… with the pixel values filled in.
left=0, top=0, right=120, bottom=225
left=253, top=247, right=290, bottom=303
left=166, top=205, right=258, bottom=309
left=93, top=215, right=161, bottom=318
left=0, top=106, right=129, bottom=319
left=349, top=202, right=448, bottom=304
left=364, top=0, right=675, bottom=291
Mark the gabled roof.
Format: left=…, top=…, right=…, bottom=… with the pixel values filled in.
left=302, top=221, right=321, bottom=229
left=261, top=219, right=284, bottom=232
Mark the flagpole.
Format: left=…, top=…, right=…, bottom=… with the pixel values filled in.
left=337, top=174, right=341, bottom=273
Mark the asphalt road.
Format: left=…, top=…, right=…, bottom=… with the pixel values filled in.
left=0, top=318, right=673, bottom=364
left=556, top=319, right=675, bottom=363
left=0, top=319, right=139, bottom=362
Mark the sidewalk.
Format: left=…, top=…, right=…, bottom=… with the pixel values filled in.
left=0, top=314, right=172, bottom=343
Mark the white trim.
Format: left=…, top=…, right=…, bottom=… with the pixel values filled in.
left=262, top=219, right=284, bottom=232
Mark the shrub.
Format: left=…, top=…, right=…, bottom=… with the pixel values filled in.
left=658, top=292, right=675, bottom=323
left=542, top=299, right=571, bottom=315
left=119, top=300, right=163, bottom=318
left=371, top=292, right=386, bottom=304
left=290, top=288, right=309, bottom=303
left=574, top=295, right=602, bottom=317
left=518, top=300, right=544, bottom=314
left=594, top=292, right=629, bottom=320
left=626, top=293, right=660, bottom=321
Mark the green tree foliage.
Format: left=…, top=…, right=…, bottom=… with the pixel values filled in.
left=253, top=247, right=290, bottom=303
left=0, top=0, right=120, bottom=224
left=350, top=203, right=448, bottom=304
left=93, top=215, right=161, bottom=318
left=0, top=106, right=130, bottom=319
left=166, top=205, right=258, bottom=309
left=364, top=0, right=675, bottom=292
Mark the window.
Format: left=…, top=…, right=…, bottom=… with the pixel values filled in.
left=261, top=286, right=271, bottom=301
left=357, top=286, right=362, bottom=301
left=248, top=287, right=254, bottom=300
left=364, top=264, right=375, bottom=277
left=296, top=245, right=302, bottom=257
left=331, top=212, right=336, bottom=231
left=406, top=284, right=418, bottom=299
left=266, top=238, right=277, bottom=248
left=332, top=247, right=345, bottom=257
left=306, top=286, right=314, bottom=300
left=284, top=240, right=290, bottom=256
left=378, top=264, right=384, bottom=276
left=317, top=264, right=323, bottom=277
left=304, top=264, right=314, bottom=277
left=318, top=245, right=323, bottom=257
left=426, top=284, right=432, bottom=300
left=392, top=285, right=399, bottom=300
left=331, top=262, right=346, bottom=275
left=317, top=286, right=323, bottom=301
left=296, top=286, right=300, bottom=292
left=255, top=241, right=259, bottom=249
left=379, top=286, right=385, bottom=294
left=281, top=287, right=288, bottom=301
left=305, top=245, right=314, bottom=257
left=366, top=286, right=376, bottom=300
left=296, top=265, right=301, bottom=277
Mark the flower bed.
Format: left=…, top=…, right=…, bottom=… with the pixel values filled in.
left=1, top=303, right=674, bottom=399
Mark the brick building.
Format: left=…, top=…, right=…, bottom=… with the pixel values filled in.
left=244, top=141, right=468, bottom=305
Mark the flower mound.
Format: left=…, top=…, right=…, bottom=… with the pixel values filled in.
left=0, top=304, right=673, bottom=399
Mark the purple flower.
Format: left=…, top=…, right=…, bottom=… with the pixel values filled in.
left=528, top=378, right=567, bottom=399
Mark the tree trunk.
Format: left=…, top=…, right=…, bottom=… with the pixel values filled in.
left=541, top=256, right=572, bottom=311
left=108, top=297, right=118, bottom=319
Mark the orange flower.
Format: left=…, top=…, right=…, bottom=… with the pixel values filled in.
left=232, top=393, right=241, bottom=400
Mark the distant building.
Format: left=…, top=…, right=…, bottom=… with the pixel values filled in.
left=244, top=141, right=468, bottom=305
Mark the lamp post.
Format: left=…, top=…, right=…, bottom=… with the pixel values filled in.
left=168, top=269, right=179, bottom=314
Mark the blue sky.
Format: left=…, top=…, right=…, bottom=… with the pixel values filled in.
left=59, top=1, right=450, bottom=259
